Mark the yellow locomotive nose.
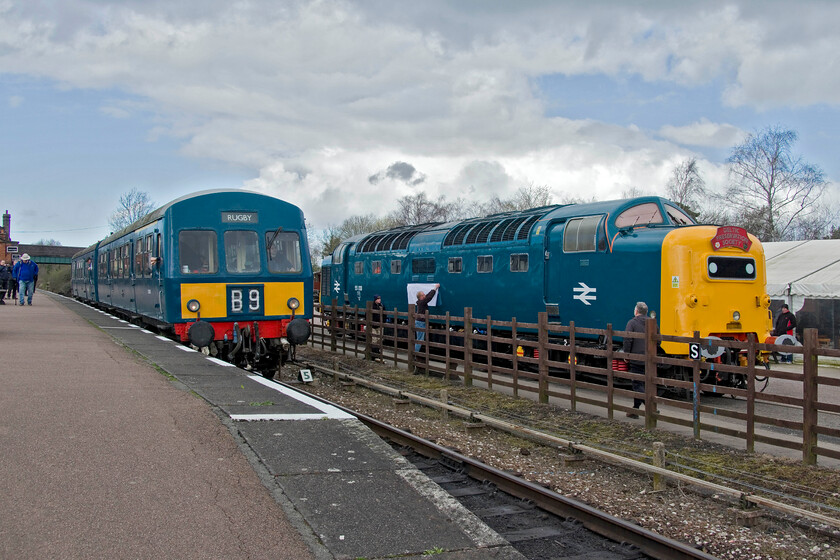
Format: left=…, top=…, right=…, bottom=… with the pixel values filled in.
left=660, top=226, right=772, bottom=355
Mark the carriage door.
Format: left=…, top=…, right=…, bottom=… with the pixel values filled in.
left=543, top=220, right=567, bottom=320
left=329, top=242, right=353, bottom=306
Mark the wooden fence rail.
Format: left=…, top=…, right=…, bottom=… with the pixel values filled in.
left=311, top=301, right=840, bottom=466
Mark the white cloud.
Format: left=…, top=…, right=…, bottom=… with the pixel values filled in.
left=658, top=119, right=745, bottom=148
left=1, top=1, right=838, bottom=236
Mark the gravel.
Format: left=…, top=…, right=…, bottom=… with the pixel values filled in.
left=290, top=346, right=840, bottom=560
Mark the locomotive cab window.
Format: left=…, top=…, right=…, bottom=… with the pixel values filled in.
left=615, top=203, right=663, bottom=228
left=448, top=257, right=462, bottom=273
left=510, top=253, right=529, bottom=272
left=266, top=230, right=301, bottom=273
left=664, top=204, right=694, bottom=226
left=179, top=230, right=218, bottom=274
left=706, top=256, right=756, bottom=280
left=563, top=216, right=602, bottom=252
left=224, top=231, right=260, bottom=273
left=477, top=255, right=493, bottom=273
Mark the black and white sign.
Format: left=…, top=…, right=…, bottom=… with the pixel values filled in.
left=689, top=343, right=701, bottom=360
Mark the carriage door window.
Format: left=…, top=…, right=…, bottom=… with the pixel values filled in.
left=265, top=231, right=301, bottom=274
left=224, top=231, right=260, bottom=273
left=179, top=230, right=218, bottom=274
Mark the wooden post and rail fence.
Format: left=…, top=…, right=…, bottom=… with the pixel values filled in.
left=312, top=299, right=840, bottom=466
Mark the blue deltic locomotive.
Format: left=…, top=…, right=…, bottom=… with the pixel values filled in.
left=321, top=196, right=773, bottom=386
left=72, top=190, right=312, bottom=371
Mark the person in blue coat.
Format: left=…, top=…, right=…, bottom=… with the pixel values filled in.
left=13, top=253, right=39, bottom=306
left=0, top=259, right=10, bottom=304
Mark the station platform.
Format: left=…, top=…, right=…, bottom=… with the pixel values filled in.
left=0, top=292, right=523, bottom=560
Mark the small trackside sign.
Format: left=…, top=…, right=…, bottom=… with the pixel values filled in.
left=712, top=226, right=751, bottom=251
left=689, top=343, right=701, bottom=360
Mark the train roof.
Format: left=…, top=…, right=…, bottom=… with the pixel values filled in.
left=342, top=196, right=693, bottom=255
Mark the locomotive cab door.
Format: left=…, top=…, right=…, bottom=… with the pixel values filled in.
left=544, top=215, right=607, bottom=324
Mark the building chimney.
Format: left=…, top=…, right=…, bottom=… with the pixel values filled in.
left=2, top=210, right=9, bottom=242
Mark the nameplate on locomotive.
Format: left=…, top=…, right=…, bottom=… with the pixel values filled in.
left=222, top=211, right=258, bottom=223
left=711, top=226, right=751, bottom=252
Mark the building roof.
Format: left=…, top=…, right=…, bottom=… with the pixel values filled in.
left=764, top=240, right=840, bottom=302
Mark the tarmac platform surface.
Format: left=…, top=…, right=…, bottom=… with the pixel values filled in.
left=0, top=292, right=524, bottom=560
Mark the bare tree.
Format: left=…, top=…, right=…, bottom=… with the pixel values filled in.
left=36, top=238, right=62, bottom=246
left=109, top=188, right=156, bottom=232
left=389, top=192, right=458, bottom=226
left=725, top=126, right=829, bottom=241
left=316, top=214, right=397, bottom=258
left=666, top=158, right=706, bottom=213
left=483, top=183, right=554, bottom=214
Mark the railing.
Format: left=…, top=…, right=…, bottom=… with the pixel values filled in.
left=312, top=300, right=840, bottom=466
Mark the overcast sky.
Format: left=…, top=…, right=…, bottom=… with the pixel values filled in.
left=2, top=0, right=839, bottom=247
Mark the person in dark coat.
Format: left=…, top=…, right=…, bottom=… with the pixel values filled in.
left=414, top=284, right=439, bottom=354
left=370, top=295, right=385, bottom=362
left=0, top=259, right=10, bottom=304
left=772, top=304, right=797, bottom=363
left=623, top=301, right=654, bottom=418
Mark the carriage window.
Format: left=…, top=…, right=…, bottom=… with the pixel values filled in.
left=223, top=231, right=260, bottom=273
left=615, top=203, right=663, bottom=228
left=265, top=231, right=301, bottom=274
left=510, top=253, right=529, bottom=272
left=448, top=257, right=462, bottom=273
left=354, top=262, right=364, bottom=274
left=391, top=260, right=402, bottom=274
left=412, top=258, right=435, bottom=274
left=563, top=216, right=601, bottom=252
left=179, top=230, right=218, bottom=274
left=477, top=255, right=493, bottom=273
left=372, top=260, right=382, bottom=274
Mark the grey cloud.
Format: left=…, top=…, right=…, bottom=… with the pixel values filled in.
left=369, top=161, right=426, bottom=185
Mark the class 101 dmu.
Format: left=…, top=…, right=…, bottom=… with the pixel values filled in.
left=72, top=189, right=312, bottom=373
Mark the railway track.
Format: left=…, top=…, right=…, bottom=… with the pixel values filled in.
left=284, top=380, right=718, bottom=560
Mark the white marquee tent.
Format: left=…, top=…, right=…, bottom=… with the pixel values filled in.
left=764, top=240, right=840, bottom=311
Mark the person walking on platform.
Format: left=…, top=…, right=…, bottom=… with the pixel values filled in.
left=623, top=301, right=654, bottom=418
left=0, top=259, right=10, bottom=304
left=13, top=253, right=38, bottom=306
left=370, top=295, right=385, bottom=362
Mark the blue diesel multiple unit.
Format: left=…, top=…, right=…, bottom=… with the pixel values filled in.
left=72, top=190, right=312, bottom=369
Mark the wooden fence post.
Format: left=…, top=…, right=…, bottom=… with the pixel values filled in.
left=464, top=307, right=473, bottom=387
left=538, top=312, right=549, bottom=404
left=486, top=315, right=493, bottom=390
left=407, top=304, right=416, bottom=374
left=803, top=328, right=819, bottom=465
left=445, top=312, right=452, bottom=380
left=330, top=298, right=337, bottom=352
left=644, top=317, right=657, bottom=430
left=364, top=300, right=372, bottom=362
left=392, top=307, right=398, bottom=367
left=512, top=318, right=519, bottom=398
left=692, top=330, right=701, bottom=440
left=569, top=321, right=577, bottom=412
left=606, top=324, right=614, bottom=420
left=746, top=333, right=756, bottom=453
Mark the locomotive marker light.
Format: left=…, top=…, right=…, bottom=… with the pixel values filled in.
left=287, top=297, right=300, bottom=316
left=187, top=299, right=201, bottom=313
